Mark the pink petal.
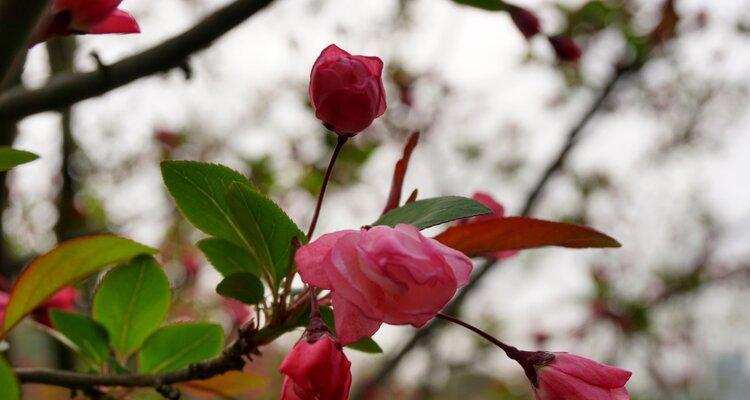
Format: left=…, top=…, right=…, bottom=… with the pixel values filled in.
left=551, top=353, right=632, bottom=389
left=332, top=293, right=381, bottom=346
left=318, top=44, right=351, bottom=61
left=611, top=387, right=630, bottom=400
left=88, top=10, right=140, bottom=34
left=358, top=56, right=383, bottom=79
left=472, top=192, right=506, bottom=217
left=295, top=230, right=355, bottom=289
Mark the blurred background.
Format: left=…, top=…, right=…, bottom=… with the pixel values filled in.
left=2, top=0, right=749, bottom=398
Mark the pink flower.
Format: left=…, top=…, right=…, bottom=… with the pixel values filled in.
left=35, top=0, right=140, bottom=42
left=1, top=287, right=77, bottom=328
left=534, top=353, right=632, bottom=400
left=309, top=44, right=387, bottom=136
left=548, top=36, right=582, bottom=62
left=459, top=192, right=519, bottom=260
left=508, top=5, right=541, bottom=39
left=279, top=334, right=352, bottom=400
left=295, top=224, right=473, bottom=345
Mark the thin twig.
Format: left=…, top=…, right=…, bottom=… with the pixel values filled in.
left=0, top=0, right=276, bottom=122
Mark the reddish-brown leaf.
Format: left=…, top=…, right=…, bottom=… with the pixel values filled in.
left=435, top=217, right=620, bottom=257
left=381, top=131, right=420, bottom=215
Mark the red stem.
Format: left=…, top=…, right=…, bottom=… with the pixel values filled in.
left=306, top=135, right=348, bottom=239
left=436, top=313, right=520, bottom=359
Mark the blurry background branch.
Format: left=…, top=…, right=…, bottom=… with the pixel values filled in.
left=0, top=0, right=276, bottom=124
left=0, top=0, right=51, bottom=85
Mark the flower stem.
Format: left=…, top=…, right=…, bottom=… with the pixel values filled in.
left=306, top=135, right=348, bottom=239
left=436, top=313, right=520, bottom=359
left=436, top=312, right=554, bottom=386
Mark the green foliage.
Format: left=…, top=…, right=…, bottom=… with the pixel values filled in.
left=216, top=273, right=265, bottom=305
left=451, top=0, right=507, bottom=12
left=50, top=311, right=110, bottom=369
left=320, top=307, right=383, bottom=354
left=162, top=161, right=305, bottom=285
left=0, top=147, right=38, bottom=171
left=0, top=235, right=156, bottom=337
left=139, top=323, right=224, bottom=373
left=373, top=196, right=491, bottom=230
left=93, top=256, right=171, bottom=357
left=0, top=356, right=19, bottom=400
left=160, top=161, right=251, bottom=244
left=198, top=238, right=262, bottom=278
left=246, top=155, right=276, bottom=195
left=561, top=0, right=629, bottom=35
left=225, top=182, right=306, bottom=284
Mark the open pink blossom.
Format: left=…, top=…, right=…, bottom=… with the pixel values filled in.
left=34, top=0, right=140, bottom=43
left=534, top=353, right=632, bottom=400
left=295, top=224, right=473, bottom=345
left=279, top=334, right=352, bottom=400
left=309, top=44, right=387, bottom=136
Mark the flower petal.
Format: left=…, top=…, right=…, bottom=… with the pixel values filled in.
left=332, top=293, right=381, bottom=346
left=88, top=10, right=140, bottom=34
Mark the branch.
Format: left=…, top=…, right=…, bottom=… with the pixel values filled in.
left=0, top=0, right=51, bottom=85
left=351, top=66, right=631, bottom=400
left=15, top=303, right=307, bottom=390
left=0, top=0, right=275, bottom=122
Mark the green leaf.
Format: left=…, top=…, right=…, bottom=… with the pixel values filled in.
left=93, top=256, right=171, bottom=357
left=139, top=323, right=224, bottom=373
left=452, top=0, right=507, bottom=12
left=0, top=147, right=38, bottom=171
left=373, top=196, right=491, bottom=230
left=198, top=238, right=262, bottom=278
left=345, top=336, right=384, bottom=353
left=0, top=235, right=156, bottom=338
left=216, top=273, right=264, bottom=305
left=50, top=311, right=110, bottom=368
left=320, top=307, right=383, bottom=354
left=161, top=161, right=250, bottom=244
left=225, top=182, right=306, bottom=283
left=0, top=356, right=20, bottom=400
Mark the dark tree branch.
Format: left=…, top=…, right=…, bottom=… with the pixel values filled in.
left=351, top=66, right=631, bottom=400
left=0, top=0, right=276, bottom=122
left=0, top=0, right=51, bottom=85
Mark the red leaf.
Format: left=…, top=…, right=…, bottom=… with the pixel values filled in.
left=381, top=131, right=420, bottom=215
left=435, top=217, right=620, bottom=257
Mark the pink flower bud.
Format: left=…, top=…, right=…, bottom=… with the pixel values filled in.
left=295, top=224, right=473, bottom=345
left=35, top=0, right=139, bottom=42
left=534, top=353, right=632, bottom=400
left=279, top=334, right=352, bottom=400
left=548, top=35, right=582, bottom=63
left=309, top=44, right=387, bottom=136
left=507, top=5, right=541, bottom=39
